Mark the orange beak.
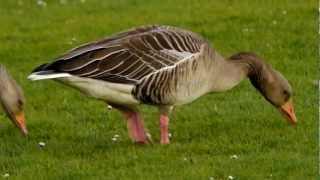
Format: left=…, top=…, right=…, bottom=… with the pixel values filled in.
left=12, top=111, right=28, bottom=136
left=279, top=98, right=297, bottom=124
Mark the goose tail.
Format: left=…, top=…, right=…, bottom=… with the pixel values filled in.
left=28, top=64, right=71, bottom=81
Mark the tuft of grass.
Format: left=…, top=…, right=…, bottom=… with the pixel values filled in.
left=0, top=0, right=317, bottom=179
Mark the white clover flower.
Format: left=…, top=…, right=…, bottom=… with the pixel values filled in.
left=146, top=132, right=152, bottom=140
left=39, top=142, right=46, bottom=147
left=37, top=0, right=47, bottom=7
left=230, top=154, right=239, bottom=159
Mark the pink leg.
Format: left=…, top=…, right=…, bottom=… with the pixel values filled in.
left=160, top=114, right=170, bottom=144
left=124, top=111, right=150, bottom=144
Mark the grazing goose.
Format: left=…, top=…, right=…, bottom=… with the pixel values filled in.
left=28, top=25, right=296, bottom=144
left=0, top=65, right=28, bottom=135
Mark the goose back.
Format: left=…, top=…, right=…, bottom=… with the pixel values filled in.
left=33, top=25, right=211, bottom=85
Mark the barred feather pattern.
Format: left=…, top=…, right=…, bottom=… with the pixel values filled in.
left=133, top=44, right=215, bottom=105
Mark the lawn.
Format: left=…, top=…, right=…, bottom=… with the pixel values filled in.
left=0, top=0, right=317, bottom=179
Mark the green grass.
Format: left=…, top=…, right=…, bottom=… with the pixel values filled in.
left=0, top=0, right=317, bottom=179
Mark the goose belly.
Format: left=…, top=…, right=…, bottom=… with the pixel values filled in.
left=57, top=76, right=139, bottom=105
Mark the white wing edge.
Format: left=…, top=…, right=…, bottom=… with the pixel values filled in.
left=28, top=71, right=72, bottom=81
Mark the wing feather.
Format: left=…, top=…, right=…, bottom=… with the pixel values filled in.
left=33, top=25, right=210, bottom=84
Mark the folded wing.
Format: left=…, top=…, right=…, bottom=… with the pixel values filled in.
left=32, top=25, right=208, bottom=84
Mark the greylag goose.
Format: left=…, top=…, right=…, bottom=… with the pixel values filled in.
left=0, top=65, right=28, bottom=135
left=28, top=25, right=296, bottom=144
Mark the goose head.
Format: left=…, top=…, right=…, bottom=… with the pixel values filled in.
left=253, top=67, right=296, bottom=124
left=0, top=65, right=28, bottom=135
left=230, top=52, right=297, bottom=124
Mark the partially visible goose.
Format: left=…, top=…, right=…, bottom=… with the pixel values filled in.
left=28, top=25, right=296, bottom=144
left=0, top=65, right=28, bottom=135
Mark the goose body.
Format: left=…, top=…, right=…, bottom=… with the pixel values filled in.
left=29, top=25, right=296, bottom=144
left=29, top=25, right=217, bottom=106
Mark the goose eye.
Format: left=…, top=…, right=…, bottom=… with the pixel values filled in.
left=282, top=90, right=290, bottom=100
left=283, top=90, right=288, bottom=95
left=17, top=99, right=23, bottom=109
